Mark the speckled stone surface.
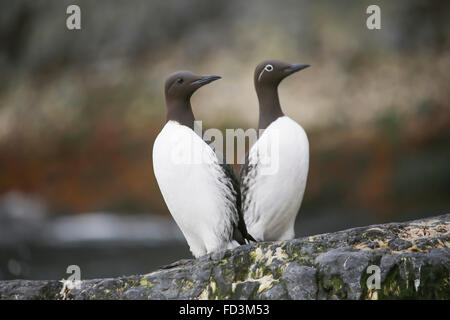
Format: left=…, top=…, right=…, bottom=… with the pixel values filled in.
left=1, top=214, right=449, bottom=300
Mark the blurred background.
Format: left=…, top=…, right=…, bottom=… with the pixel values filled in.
left=0, top=0, right=449, bottom=280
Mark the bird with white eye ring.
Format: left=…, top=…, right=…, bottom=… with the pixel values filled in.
left=257, top=64, right=274, bottom=81
left=240, top=59, right=311, bottom=242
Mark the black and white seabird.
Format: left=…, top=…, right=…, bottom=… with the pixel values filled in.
left=153, top=71, right=254, bottom=258
left=240, top=60, right=310, bottom=241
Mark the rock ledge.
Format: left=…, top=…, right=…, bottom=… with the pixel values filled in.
left=1, top=214, right=449, bottom=300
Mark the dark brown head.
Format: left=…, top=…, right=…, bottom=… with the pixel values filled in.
left=164, top=71, right=221, bottom=102
left=164, top=71, right=221, bottom=128
left=254, top=60, right=310, bottom=130
left=254, top=60, right=310, bottom=89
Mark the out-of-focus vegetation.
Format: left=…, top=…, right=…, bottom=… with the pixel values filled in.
left=0, top=0, right=449, bottom=220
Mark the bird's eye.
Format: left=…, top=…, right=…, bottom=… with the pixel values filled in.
left=177, top=78, right=184, bottom=84
left=265, top=64, right=273, bottom=72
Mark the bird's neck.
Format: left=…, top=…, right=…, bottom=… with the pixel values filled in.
left=165, top=97, right=195, bottom=130
left=256, top=84, right=284, bottom=131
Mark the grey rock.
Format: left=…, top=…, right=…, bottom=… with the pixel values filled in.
left=0, top=214, right=448, bottom=300
left=258, top=283, right=288, bottom=300
left=388, top=238, right=412, bottom=251
left=282, top=263, right=317, bottom=299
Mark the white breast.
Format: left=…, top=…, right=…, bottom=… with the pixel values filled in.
left=242, top=116, right=309, bottom=241
left=152, top=121, right=238, bottom=257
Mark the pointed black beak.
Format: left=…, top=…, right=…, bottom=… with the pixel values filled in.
left=191, top=75, right=222, bottom=86
left=284, top=64, right=310, bottom=74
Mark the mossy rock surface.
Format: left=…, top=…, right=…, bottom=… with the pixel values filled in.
left=1, top=214, right=449, bottom=300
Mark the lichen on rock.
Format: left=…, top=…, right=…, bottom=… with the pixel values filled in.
left=0, top=214, right=448, bottom=300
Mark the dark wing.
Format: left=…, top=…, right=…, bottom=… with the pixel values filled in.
left=203, top=131, right=255, bottom=244
left=221, top=162, right=256, bottom=244
left=238, top=151, right=254, bottom=219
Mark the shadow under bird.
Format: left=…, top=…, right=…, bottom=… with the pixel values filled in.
left=153, top=71, right=254, bottom=258
left=240, top=60, right=310, bottom=241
